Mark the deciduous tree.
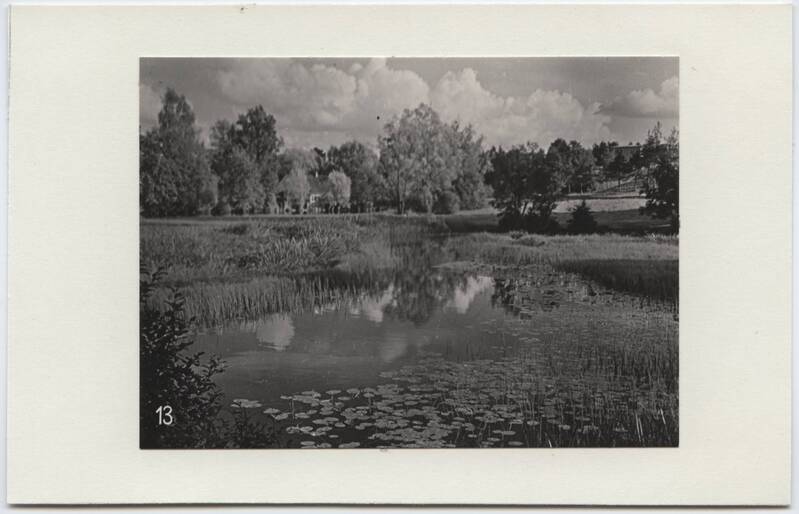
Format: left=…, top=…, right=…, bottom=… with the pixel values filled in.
left=139, top=88, right=214, bottom=217
left=486, top=143, right=559, bottom=231
left=230, top=105, right=282, bottom=166
left=211, top=138, right=264, bottom=215
left=592, top=141, right=619, bottom=168
left=326, top=171, right=352, bottom=212
left=448, top=122, right=492, bottom=211
left=327, top=141, right=384, bottom=211
left=278, top=167, right=311, bottom=209
left=640, top=123, right=679, bottom=231
left=546, top=139, right=596, bottom=194
left=378, top=104, right=455, bottom=213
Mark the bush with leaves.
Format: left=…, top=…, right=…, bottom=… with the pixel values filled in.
left=140, top=267, right=276, bottom=448
left=524, top=212, right=561, bottom=235
left=487, top=143, right=560, bottom=233
left=567, top=200, right=599, bottom=234
left=639, top=123, right=679, bottom=233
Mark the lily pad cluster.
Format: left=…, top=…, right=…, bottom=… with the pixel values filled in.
left=249, top=341, right=676, bottom=448
left=221, top=262, right=678, bottom=448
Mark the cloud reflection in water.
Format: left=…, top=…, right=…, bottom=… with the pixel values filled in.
left=254, top=314, right=295, bottom=351
left=447, top=276, right=494, bottom=314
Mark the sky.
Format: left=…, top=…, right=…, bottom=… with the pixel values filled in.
left=140, top=57, right=678, bottom=150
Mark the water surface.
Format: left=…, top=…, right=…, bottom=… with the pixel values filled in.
left=194, top=260, right=677, bottom=447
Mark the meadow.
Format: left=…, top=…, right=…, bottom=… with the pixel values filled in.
left=141, top=212, right=678, bottom=448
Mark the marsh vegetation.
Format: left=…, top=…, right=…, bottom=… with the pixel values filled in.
left=141, top=214, right=677, bottom=448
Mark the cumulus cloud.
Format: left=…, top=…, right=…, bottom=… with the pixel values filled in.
left=212, top=60, right=616, bottom=148
left=431, top=68, right=612, bottom=147
left=600, top=76, right=679, bottom=118
left=217, top=58, right=429, bottom=141
left=143, top=59, right=684, bottom=148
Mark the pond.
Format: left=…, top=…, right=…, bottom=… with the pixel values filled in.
left=193, top=250, right=678, bottom=448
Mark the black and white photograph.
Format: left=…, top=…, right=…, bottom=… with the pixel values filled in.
left=139, top=57, right=679, bottom=450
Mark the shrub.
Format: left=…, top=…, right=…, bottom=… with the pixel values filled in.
left=140, top=267, right=225, bottom=448
left=567, top=200, right=598, bottom=234
left=140, top=267, right=276, bottom=448
left=498, top=209, right=524, bottom=232
left=524, top=212, right=560, bottom=234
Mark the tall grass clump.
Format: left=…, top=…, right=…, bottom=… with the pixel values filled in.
left=141, top=215, right=454, bottom=326
left=141, top=215, right=447, bottom=284
left=444, top=232, right=677, bottom=307
left=554, top=259, right=678, bottom=305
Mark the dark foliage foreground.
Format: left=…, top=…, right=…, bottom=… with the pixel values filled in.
left=140, top=267, right=277, bottom=448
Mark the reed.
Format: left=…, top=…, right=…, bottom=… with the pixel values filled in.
left=142, top=215, right=678, bottom=326
left=446, top=232, right=678, bottom=306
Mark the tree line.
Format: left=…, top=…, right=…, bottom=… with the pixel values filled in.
left=140, top=88, right=679, bottom=231
left=486, top=123, right=679, bottom=232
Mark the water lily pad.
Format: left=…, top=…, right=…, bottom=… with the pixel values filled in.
left=231, top=399, right=262, bottom=409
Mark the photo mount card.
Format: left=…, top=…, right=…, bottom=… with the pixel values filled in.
left=7, top=4, right=791, bottom=506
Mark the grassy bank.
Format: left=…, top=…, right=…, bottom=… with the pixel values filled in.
left=141, top=215, right=448, bottom=324
left=141, top=215, right=454, bottom=282
left=142, top=215, right=678, bottom=325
